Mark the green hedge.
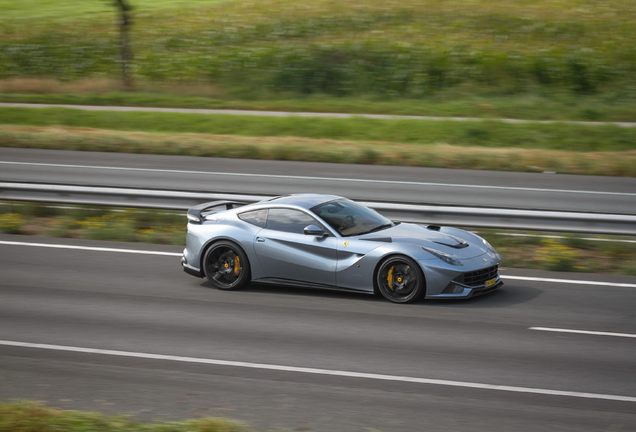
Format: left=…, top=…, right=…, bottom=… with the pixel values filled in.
left=1, top=40, right=630, bottom=96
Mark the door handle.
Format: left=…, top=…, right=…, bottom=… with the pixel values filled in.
left=256, top=237, right=265, bottom=242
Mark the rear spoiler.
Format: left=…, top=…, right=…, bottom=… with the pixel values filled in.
left=187, top=200, right=246, bottom=224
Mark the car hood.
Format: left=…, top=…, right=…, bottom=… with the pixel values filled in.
left=358, top=223, right=488, bottom=260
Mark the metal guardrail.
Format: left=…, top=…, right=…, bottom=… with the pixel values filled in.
left=1, top=182, right=635, bottom=235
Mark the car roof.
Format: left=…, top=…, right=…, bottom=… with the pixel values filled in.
left=258, top=193, right=343, bottom=210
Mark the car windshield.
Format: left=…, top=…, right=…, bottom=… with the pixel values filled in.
left=311, top=199, right=394, bottom=237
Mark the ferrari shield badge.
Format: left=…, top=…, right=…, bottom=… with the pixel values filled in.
left=342, top=241, right=349, bottom=248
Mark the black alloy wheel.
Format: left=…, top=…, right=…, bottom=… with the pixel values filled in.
left=203, top=241, right=251, bottom=290
left=376, top=256, right=425, bottom=303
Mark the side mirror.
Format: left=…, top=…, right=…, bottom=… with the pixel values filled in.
left=304, top=225, right=327, bottom=237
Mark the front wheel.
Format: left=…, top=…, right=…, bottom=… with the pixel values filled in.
left=203, top=241, right=251, bottom=290
left=376, top=256, right=425, bottom=303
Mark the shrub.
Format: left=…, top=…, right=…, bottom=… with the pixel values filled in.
left=0, top=213, right=24, bottom=234
left=536, top=238, right=581, bottom=272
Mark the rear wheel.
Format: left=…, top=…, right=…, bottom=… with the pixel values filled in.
left=376, top=256, right=424, bottom=303
left=203, top=241, right=251, bottom=290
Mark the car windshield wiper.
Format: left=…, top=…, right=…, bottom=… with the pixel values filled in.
left=354, top=223, right=394, bottom=236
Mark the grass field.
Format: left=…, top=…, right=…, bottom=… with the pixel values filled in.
left=0, top=0, right=235, bottom=22
left=0, top=0, right=634, bottom=176
left=1, top=0, right=636, bottom=108
left=2, top=107, right=635, bottom=152
left=1, top=87, right=635, bottom=122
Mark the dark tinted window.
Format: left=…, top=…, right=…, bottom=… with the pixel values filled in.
left=311, top=199, right=393, bottom=237
left=238, top=209, right=268, bottom=227
left=266, top=208, right=317, bottom=234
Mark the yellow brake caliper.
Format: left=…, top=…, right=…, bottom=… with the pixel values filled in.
left=387, top=266, right=394, bottom=291
left=234, top=256, right=241, bottom=275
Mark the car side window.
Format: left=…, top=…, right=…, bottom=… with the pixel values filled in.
left=266, top=208, right=320, bottom=234
left=238, top=209, right=268, bottom=227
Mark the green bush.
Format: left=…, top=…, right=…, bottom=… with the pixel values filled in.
left=599, top=241, right=636, bottom=260
left=0, top=213, right=24, bottom=234
left=536, top=238, right=581, bottom=272
left=621, top=263, right=636, bottom=277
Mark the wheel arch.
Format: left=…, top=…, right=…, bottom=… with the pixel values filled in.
left=372, top=252, right=427, bottom=297
left=199, top=237, right=251, bottom=279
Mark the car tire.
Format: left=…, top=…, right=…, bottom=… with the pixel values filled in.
left=376, top=256, right=425, bottom=303
left=203, top=241, right=251, bottom=290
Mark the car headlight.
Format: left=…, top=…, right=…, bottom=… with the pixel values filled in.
left=482, top=239, right=501, bottom=260
left=421, top=247, right=463, bottom=266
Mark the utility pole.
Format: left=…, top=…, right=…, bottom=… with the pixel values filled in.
left=114, top=0, right=133, bottom=90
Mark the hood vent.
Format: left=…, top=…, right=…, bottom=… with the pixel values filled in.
left=427, top=225, right=441, bottom=231
left=434, top=235, right=469, bottom=249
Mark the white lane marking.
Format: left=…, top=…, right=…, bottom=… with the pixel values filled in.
left=1, top=160, right=634, bottom=197
left=500, top=275, right=636, bottom=288
left=2, top=240, right=635, bottom=287
left=530, top=327, right=636, bottom=339
left=1, top=340, right=634, bottom=403
left=0, top=240, right=181, bottom=257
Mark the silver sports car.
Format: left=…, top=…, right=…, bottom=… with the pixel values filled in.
left=182, top=194, right=502, bottom=303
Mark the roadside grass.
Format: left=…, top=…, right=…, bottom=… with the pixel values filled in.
left=1, top=1, right=636, bottom=111
left=2, top=201, right=635, bottom=276
left=1, top=107, right=635, bottom=153
left=0, top=401, right=246, bottom=432
left=0, top=201, right=185, bottom=246
left=1, top=125, right=635, bottom=177
left=483, top=230, right=636, bottom=276
left=1, top=81, right=636, bottom=122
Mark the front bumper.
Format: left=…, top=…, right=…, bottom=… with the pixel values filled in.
left=422, top=253, right=503, bottom=299
left=425, top=278, right=503, bottom=299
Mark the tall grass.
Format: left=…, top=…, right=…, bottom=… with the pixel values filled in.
left=1, top=125, right=635, bottom=176
left=1, top=0, right=636, bottom=99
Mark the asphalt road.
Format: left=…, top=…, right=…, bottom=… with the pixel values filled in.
left=1, top=148, right=636, bottom=215
left=1, top=234, right=635, bottom=431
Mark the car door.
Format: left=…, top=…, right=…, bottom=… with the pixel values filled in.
left=253, top=208, right=338, bottom=287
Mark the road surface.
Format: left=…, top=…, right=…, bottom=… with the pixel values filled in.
left=2, top=148, right=635, bottom=215
left=1, top=234, right=635, bottom=431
